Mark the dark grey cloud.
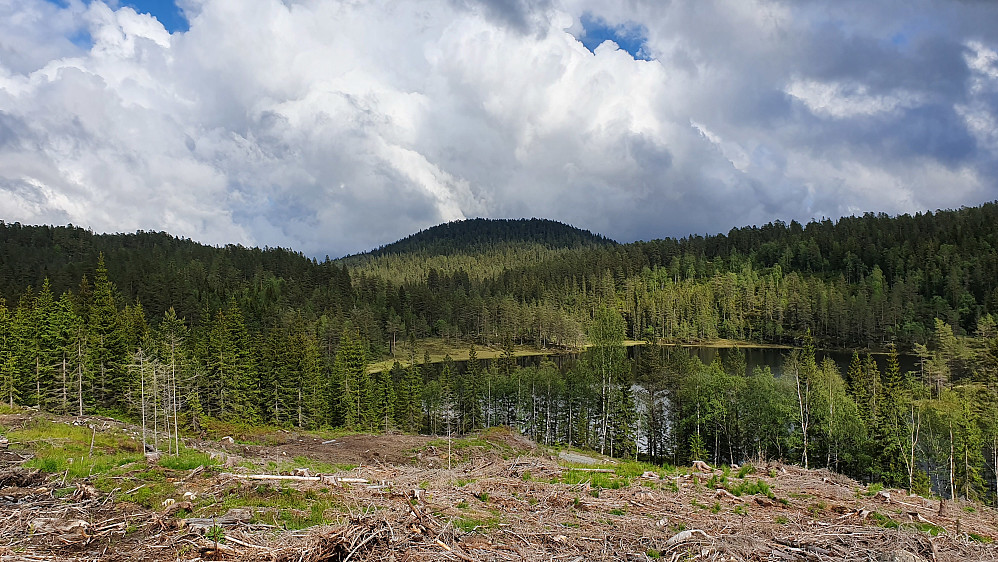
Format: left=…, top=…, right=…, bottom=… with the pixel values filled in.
left=451, top=0, right=552, bottom=33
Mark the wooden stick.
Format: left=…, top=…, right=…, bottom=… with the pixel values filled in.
left=222, top=536, right=273, bottom=550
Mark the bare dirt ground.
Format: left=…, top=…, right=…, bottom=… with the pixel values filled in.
left=2, top=411, right=998, bottom=561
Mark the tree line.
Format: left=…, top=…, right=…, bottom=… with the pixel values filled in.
left=4, top=203, right=998, bottom=358
left=3, top=253, right=998, bottom=501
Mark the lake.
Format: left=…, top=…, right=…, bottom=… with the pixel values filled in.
left=417, top=344, right=921, bottom=380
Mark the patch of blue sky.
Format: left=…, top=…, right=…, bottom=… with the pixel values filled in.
left=123, top=0, right=188, bottom=32
left=577, top=12, right=652, bottom=61
left=43, top=0, right=188, bottom=33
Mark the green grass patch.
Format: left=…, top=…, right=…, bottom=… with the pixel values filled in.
left=808, top=501, right=827, bottom=516
left=454, top=514, right=498, bottom=533
left=117, top=480, right=178, bottom=508
left=909, top=521, right=945, bottom=536
left=12, top=418, right=144, bottom=480
left=727, top=479, right=773, bottom=498
left=291, top=457, right=356, bottom=474
left=427, top=429, right=518, bottom=458
left=869, top=511, right=899, bottom=529
left=612, top=460, right=668, bottom=479
left=213, top=483, right=343, bottom=530
left=559, top=468, right=629, bottom=490
left=969, top=533, right=992, bottom=544
left=863, top=483, right=883, bottom=497
left=736, top=464, right=755, bottom=478
left=159, top=449, right=220, bottom=471
left=201, top=419, right=355, bottom=446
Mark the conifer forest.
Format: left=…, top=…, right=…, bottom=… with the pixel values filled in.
left=3, top=205, right=998, bottom=502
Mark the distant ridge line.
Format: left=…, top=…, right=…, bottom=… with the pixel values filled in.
left=362, top=217, right=616, bottom=258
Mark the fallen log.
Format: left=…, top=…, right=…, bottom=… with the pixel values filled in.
left=666, top=529, right=713, bottom=545
left=29, top=517, right=90, bottom=536
left=183, top=508, right=254, bottom=531
left=691, top=460, right=712, bottom=472
left=219, top=472, right=371, bottom=485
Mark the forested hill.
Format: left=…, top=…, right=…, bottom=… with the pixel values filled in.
left=359, top=217, right=614, bottom=258
left=2, top=202, right=998, bottom=351
left=0, top=223, right=349, bottom=327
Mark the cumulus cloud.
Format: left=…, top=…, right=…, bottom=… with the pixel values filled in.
left=0, top=0, right=997, bottom=256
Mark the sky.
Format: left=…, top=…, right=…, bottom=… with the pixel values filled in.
left=1, top=1, right=997, bottom=258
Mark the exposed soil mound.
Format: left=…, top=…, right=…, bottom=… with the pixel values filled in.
left=479, top=425, right=537, bottom=452
left=0, top=466, right=44, bottom=488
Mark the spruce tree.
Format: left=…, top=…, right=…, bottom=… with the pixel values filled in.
left=31, top=279, right=59, bottom=410
left=954, top=393, right=984, bottom=500
left=53, top=292, right=82, bottom=415
left=334, top=327, right=368, bottom=429
left=0, top=299, right=18, bottom=408
left=288, top=317, right=325, bottom=428
left=439, top=356, right=455, bottom=436
left=460, top=344, right=484, bottom=432
left=12, top=293, right=34, bottom=411
left=395, top=362, right=423, bottom=433
left=372, top=367, right=395, bottom=433
left=209, top=299, right=259, bottom=422
left=89, top=255, right=127, bottom=411
left=876, top=343, right=910, bottom=486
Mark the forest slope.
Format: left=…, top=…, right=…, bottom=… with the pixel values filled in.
left=3, top=204, right=998, bottom=347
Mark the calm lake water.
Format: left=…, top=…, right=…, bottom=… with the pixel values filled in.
left=420, top=345, right=921, bottom=380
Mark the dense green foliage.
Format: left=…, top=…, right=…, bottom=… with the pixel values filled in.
left=3, top=203, right=998, bottom=500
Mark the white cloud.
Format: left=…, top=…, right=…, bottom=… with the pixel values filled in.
left=0, top=0, right=997, bottom=256
left=785, top=79, right=924, bottom=119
